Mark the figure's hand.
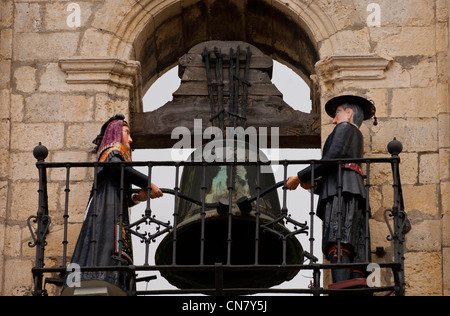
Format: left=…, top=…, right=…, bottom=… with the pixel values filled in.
left=150, top=183, right=163, bottom=199
left=132, top=190, right=147, bottom=203
left=286, top=176, right=301, bottom=190
left=132, top=184, right=163, bottom=203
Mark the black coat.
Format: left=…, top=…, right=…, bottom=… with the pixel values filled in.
left=69, top=150, right=148, bottom=292
left=297, top=122, right=366, bottom=219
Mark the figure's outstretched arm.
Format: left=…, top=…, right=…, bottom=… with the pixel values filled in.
left=107, top=154, right=163, bottom=200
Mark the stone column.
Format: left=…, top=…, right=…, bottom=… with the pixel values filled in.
left=442, top=0, right=450, bottom=296
left=0, top=0, right=14, bottom=296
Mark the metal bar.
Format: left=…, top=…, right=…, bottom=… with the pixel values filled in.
left=214, top=48, right=225, bottom=130
left=312, top=266, right=321, bottom=296
left=203, top=47, right=217, bottom=127
left=365, top=161, right=371, bottom=262
left=142, top=231, right=151, bottom=267
left=254, top=162, right=261, bottom=265
left=228, top=48, right=235, bottom=128
left=214, top=263, right=224, bottom=296
left=136, top=285, right=396, bottom=296
left=34, top=260, right=401, bottom=296
left=152, top=188, right=218, bottom=208
left=241, top=46, right=251, bottom=127
left=128, top=265, right=136, bottom=296
left=247, top=181, right=283, bottom=204
left=62, top=165, right=71, bottom=267
left=117, top=163, right=125, bottom=265
left=35, top=156, right=398, bottom=169
left=391, top=159, right=400, bottom=263
left=34, top=261, right=402, bottom=274
left=145, top=163, right=153, bottom=217
left=172, top=163, right=180, bottom=265
left=282, top=161, right=288, bottom=216
left=144, top=163, right=153, bottom=266
left=200, top=163, right=207, bottom=265
left=90, top=164, right=99, bottom=266
left=282, top=161, right=289, bottom=265
left=337, top=162, right=343, bottom=264
left=309, top=161, right=316, bottom=262
left=233, top=46, right=240, bottom=128
left=33, top=159, right=49, bottom=296
left=391, top=156, right=406, bottom=296
left=226, top=164, right=234, bottom=265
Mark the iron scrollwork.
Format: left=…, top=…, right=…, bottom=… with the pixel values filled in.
left=27, top=215, right=51, bottom=248
left=383, top=208, right=410, bottom=242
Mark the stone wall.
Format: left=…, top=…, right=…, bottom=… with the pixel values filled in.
left=0, top=0, right=140, bottom=296
left=0, top=0, right=449, bottom=296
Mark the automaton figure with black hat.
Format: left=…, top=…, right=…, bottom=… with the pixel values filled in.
left=286, top=95, right=377, bottom=284
left=63, top=114, right=163, bottom=295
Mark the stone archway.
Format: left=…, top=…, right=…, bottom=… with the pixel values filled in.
left=59, top=0, right=393, bottom=150
left=104, top=0, right=341, bottom=111
left=107, top=0, right=339, bottom=91
left=100, top=0, right=337, bottom=149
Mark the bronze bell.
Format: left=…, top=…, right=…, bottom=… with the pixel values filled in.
left=155, top=140, right=303, bottom=290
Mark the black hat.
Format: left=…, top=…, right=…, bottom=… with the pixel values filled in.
left=325, top=95, right=377, bottom=124
left=92, top=113, right=126, bottom=146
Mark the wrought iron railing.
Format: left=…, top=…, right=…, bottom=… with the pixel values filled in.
left=29, top=139, right=408, bottom=296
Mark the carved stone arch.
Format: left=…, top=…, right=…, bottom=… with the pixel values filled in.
left=97, top=0, right=346, bottom=150
left=61, top=0, right=394, bottom=150
left=105, top=0, right=340, bottom=102
left=108, top=0, right=340, bottom=62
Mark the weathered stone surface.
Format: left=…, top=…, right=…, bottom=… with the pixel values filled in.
left=66, top=123, right=101, bottom=150
left=0, top=29, right=12, bottom=59
left=9, top=152, right=39, bottom=181
left=14, top=66, right=37, bottom=93
left=419, top=153, right=440, bottom=184
left=442, top=182, right=450, bottom=215
left=390, top=88, right=438, bottom=118
left=371, top=119, right=439, bottom=153
left=13, top=33, right=80, bottom=62
left=3, top=259, right=33, bottom=297
left=405, top=219, right=441, bottom=252
left=45, top=2, right=94, bottom=32
left=0, top=60, right=11, bottom=89
left=405, top=252, right=442, bottom=296
left=24, top=93, right=94, bottom=123
left=0, top=182, right=7, bottom=218
left=0, top=89, right=10, bottom=119
left=370, top=26, right=437, bottom=57
left=443, top=214, right=450, bottom=247
left=444, top=247, right=450, bottom=296
left=10, top=123, right=65, bottom=151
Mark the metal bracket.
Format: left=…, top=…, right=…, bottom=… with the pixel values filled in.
left=27, top=215, right=51, bottom=248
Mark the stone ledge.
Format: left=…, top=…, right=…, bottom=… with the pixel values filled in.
left=58, top=57, right=143, bottom=111
left=315, top=54, right=393, bottom=83
left=59, top=57, right=141, bottom=89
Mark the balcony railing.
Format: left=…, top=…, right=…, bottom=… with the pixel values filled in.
left=29, top=139, right=408, bottom=296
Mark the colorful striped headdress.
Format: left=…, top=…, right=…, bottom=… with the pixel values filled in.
left=93, top=114, right=126, bottom=161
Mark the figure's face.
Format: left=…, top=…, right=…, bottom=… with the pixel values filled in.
left=333, top=105, right=353, bottom=125
left=121, top=125, right=133, bottom=152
